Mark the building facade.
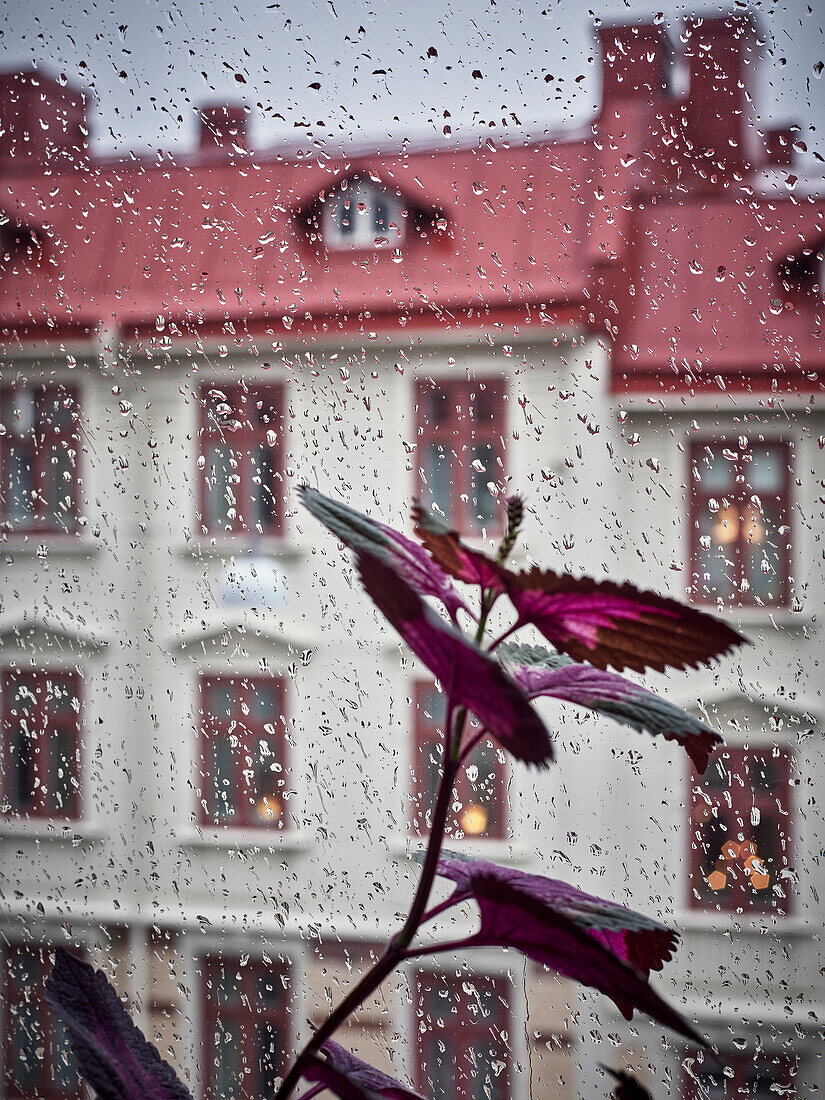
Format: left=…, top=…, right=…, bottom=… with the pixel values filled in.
left=0, top=11, right=823, bottom=1100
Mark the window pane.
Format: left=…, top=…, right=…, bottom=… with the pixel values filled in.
left=211, top=735, right=236, bottom=821
left=51, top=1017, right=79, bottom=1091
left=462, top=740, right=500, bottom=838
left=7, top=442, right=35, bottom=522
left=206, top=682, right=237, bottom=720
left=212, top=1017, right=241, bottom=1099
left=421, top=442, right=453, bottom=521
left=465, top=1039, right=507, bottom=1100
left=50, top=728, right=74, bottom=815
left=257, top=1022, right=282, bottom=1096
left=45, top=445, right=75, bottom=530
left=747, top=447, right=785, bottom=494
left=696, top=451, right=735, bottom=492
left=740, top=499, right=783, bottom=603
left=11, top=1002, right=42, bottom=1087
left=249, top=683, right=282, bottom=723
left=39, top=389, right=76, bottom=433
left=252, top=737, right=284, bottom=825
left=48, top=676, right=77, bottom=716
left=468, top=442, right=497, bottom=530
left=253, top=444, right=279, bottom=530
left=13, top=726, right=35, bottom=811
left=205, top=444, right=236, bottom=529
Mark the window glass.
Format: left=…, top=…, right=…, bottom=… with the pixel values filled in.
left=690, top=746, right=792, bottom=913
left=690, top=440, right=791, bottom=607
left=3, top=671, right=80, bottom=820
left=199, top=676, right=288, bottom=829
left=0, top=385, right=80, bottom=532
left=416, top=379, right=505, bottom=534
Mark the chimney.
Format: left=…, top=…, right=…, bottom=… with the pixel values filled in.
left=589, top=22, right=672, bottom=263
left=0, top=69, right=88, bottom=174
left=198, top=104, right=248, bottom=153
left=682, top=13, right=760, bottom=175
left=597, top=23, right=672, bottom=105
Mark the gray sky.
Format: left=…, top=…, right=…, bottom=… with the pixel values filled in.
left=0, top=0, right=822, bottom=158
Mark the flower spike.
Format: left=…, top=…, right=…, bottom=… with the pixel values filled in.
left=412, top=502, right=507, bottom=592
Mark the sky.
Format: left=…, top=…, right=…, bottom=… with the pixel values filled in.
left=0, top=0, right=822, bottom=160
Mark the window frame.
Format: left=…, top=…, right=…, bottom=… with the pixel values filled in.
left=322, top=178, right=404, bottom=251
left=3, top=945, right=83, bottom=1100
left=0, top=382, right=81, bottom=534
left=688, top=437, right=793, bottom=609
left=412, top=681, right=507, bottom=841
left=197, top=673, right=289, bottom=830
left=1, top=668, right=82, bottom=822
left=201, top=954, right=292, bottom=1100
left=415, top=969, right=511, bottom=1100
left=687, top=744, right=793, bottom=916
left=415, top=377, right=506, bottom=536
left=197, top=382, right=284, bottom=538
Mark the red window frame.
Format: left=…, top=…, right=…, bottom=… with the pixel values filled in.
left=412, top=681, right=506, bottom=841
left=416, top=378, right=506, bottom=535
left=688, top=439, right=792, bottom=608
left=1, top=670, right=81, bottom=821
left=0, top=383, right=80, bottom=533
left=197, top=382, right=284, bottom=536
left=684, top=1051, right=795, bottom=1098
left=202, top=955, right=292, bottom=1100
left=197, top=674, right=289, bottom=829
left=688, top=745, right=793, bottom=915
left=3, top=945, right=83, bottom=1100
left=415, top=970, right=511, bottom=1100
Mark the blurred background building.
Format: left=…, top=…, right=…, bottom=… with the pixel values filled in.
left=0, top=9, right=823, bottom=1100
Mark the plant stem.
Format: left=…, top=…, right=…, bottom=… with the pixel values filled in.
left=274, top=588, right=499, bottom=1100
left=274, top=709, right=462, bottom=1100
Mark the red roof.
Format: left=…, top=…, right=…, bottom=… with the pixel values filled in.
left=1, top=12, right=823, bottom=394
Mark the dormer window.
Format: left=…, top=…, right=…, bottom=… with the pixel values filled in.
left=322, top=178, right=404, bottom=251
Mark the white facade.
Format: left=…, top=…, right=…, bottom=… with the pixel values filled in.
left=0, top=322, right=822, bottom=1099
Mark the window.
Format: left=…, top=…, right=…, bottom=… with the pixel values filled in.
left=202, top=956, right=292, bottom=1100
left=686, top=1053, right=795, bottom=1098
left=198, top=383, right=283, bottom=536
left=3, top=945, right=81, bottom=1100
left=197, top=675, right=289, bottom=829
left=0, top=384, right=80, bottom=532
left=2, top=670, right=81, bottom=820
left=416, top=378, right=505, bottom=535
left=416, top=971, right=510, bottom=1100
left=412, top=682, right=506, bottom=840
left=322, top=178, right=403, bottom=250
left=689, top=746, right=793, bottom=914
left=689, top=439, right=791, bottom=607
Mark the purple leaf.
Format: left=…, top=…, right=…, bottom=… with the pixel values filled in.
left=600, top=1066, right=654, bottom=1100
left=303, top=1054, right=383, bottom=1100
left=314, top=1039, right=429, bottom=1100
left=429, top=854, right=704, bottom=1046
left=412, top=502, right=506, bottom=592
left=300, top=486, right=471, bottom=623
left=499, top=641, right=722, bottom=772
left=501, top=568, right=748, bottom=673
left=355, top=549, right=554, bottom=766
left=45, top=949, right=193, bottom=1100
